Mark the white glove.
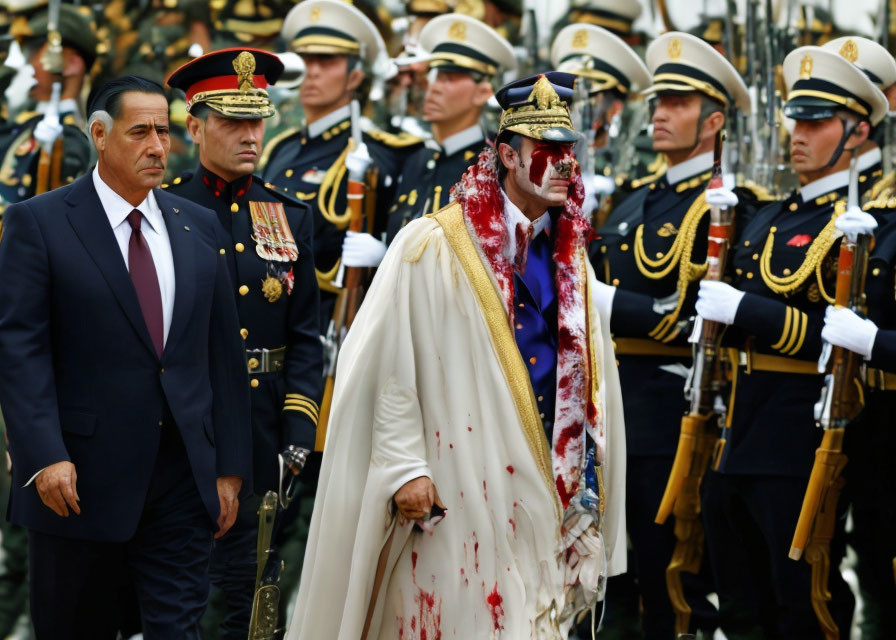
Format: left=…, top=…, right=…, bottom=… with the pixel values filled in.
left=821, top=306, right=878, bottom=359
left=695, top=280, right=745, bottom=325
left=5, top=64, right=36, bottom=114
left=342, top=231, right=386, bottom=268
left=591, top=174, right=616, bottom=197
left=835, top=205, right=878, bottom=242
left=34, top=116, right=64, bottom=153
left=345, top=143, right=372, bottom=182
left=705, top=186, right=739, bottom=208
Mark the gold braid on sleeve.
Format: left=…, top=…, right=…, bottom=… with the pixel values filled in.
left=759, top=201, right=843, bottom=303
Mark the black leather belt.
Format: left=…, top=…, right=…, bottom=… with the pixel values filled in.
left=246, top=347, right=286, bottom=374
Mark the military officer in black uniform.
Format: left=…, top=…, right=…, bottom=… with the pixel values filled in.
left=260, top=0, right=421, bottom=325
left=166, top=47, right=323, bottom=639
left=695, top=46, right=889, bottom=638
left=590, top=32, right=756, bottom=638
left=0, top=4, right=95, bottom=205
left=340, top=13, right=516, bottom=270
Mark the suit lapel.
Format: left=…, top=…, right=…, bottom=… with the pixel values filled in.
left=155, top=189, right=195, bottom=359
left=64, top=175, right=158, bottom=359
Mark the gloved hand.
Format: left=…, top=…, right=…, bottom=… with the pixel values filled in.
left=342, top=230, right=387, bottom=268
left=5, top=64, right=36, bottom=114
left=280, top=445, right=310, bottom=476
left=695, top=280, right=745, bottom=325
left=821, top=306, right=878, bottom=359
left=705, top=186, right=739, bottom=208
left=34, top=116, right=63, bottom=154
left=835, top=205, right=878, bottom=242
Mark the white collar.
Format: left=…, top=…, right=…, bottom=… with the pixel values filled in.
left=439, top=125, right=485, bottom=156
left=307, top=104, right=351, bottom=139
left=92, top=167, right=163, bottom=234
left=665, top=151, right=714, bottom=186
left=799, top=169, right=850, bottom=202
left=37, top=98, right=79, bottom=116
left=857, top=147, right=882, bottom=173
left=501, top=188, right=550, bottom=256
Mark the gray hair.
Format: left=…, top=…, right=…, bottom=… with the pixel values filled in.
left=87, top=110, right=114, bottom=146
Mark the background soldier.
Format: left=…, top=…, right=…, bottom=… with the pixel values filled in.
left=822, top=36, right=896, bottom=200
left=166, top=47, right=323, bottom=639
left=0, top=3, right=95, bottom=204
left=260, top=0, right=420, bottom=325
left=550, top=22, right=651, bottom=228
left=342, top=11, right=516, bottom=269
left=695, top=46, right=887, bottom=638
left=590, top=32, right=755, bottom=638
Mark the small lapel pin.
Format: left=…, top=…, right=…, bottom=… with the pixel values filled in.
left=173, top=208, right=180, bottom=214
left=184, top=225, right=191, bottom=232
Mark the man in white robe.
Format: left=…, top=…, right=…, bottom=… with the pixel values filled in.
left=286, top=71, right=626, bottom=640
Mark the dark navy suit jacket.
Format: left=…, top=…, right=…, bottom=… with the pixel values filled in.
left=0, top=174, right=251, bottom=542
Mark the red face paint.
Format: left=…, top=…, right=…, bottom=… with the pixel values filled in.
left=528, top=142, right=574, bottom=186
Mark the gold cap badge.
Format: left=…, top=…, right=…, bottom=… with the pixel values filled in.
left=449, top=20, right=467, bottom=41
left=839, top=39, right=858, bottom=63
left=233, top=51, right=256, bottom=92
left=800, top=54, right=813, bottom=80
left=572, top=29, right=588, bottom=49
left=668, top=37, right=682, bottom=60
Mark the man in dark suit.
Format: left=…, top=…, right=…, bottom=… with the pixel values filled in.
left=0, top=75, right=251, bottom=639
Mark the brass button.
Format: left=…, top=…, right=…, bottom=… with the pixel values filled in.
left=789, top=203, right=798, bottom=211
left=743, top=240, right=751, bottom=247
left=250, top=379, right=259, bottom=388
left=620, top=243, right=629, bottom=251
left=519, top=303, right=525, bottom=308
left=601, top=246, right=608, bottom=254
left=230, top=202, right=239, bottom=213
left=248, top=357, right=259, bottom=370
left=239, top=285, right=249, bottom=296
left=537, top=395, right=544, bottom=402
left=736, top=268, right=743, bottom=275
left=240, top=328, right=248, bottom=339
left=752, top=253, right=759, bottom=261
left=158, top=420, right=163, bottom=427
left=235, top=243, right=245, bottom=253
left=612, top=278, right=620, bottom=285
left=516, top=323, right=523, bottom=329
left=783, top=268, right=792, bottom=276
left=160, top=368, right=165, bottom=374
left=219, top=248, right=225, bottom=255
left=746, top=272, right=754, bottom=279
left=655, top=252, right=663, bottom=259
left=285, top=169, right=294, bottom=178
left=529, top=356, right=537, bottom=364
left=873, top=267, right=881, bottom=276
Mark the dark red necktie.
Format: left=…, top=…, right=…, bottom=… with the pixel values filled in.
left=127, top=209, right=164, bottom=358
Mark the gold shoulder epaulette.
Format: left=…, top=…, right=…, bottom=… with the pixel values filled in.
left=631, top=171, right=665, bottom=190
left=646, top=153, right=667, bottom=175
left=740, top=179, right=777, bottom=202
left=868, top=170, right=896, bottom=203
left=15, top=111, right=38, bottom=125
left=258, top=127, right=301, bottom=170
left=364, top=128, right=424, bottom=148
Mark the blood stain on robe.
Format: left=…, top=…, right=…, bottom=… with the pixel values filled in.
left=412, top=551, right=418, bottom=583
left=506, top=465, right=514, bottom=474
left=435, top=431, right=441, bottom=458
left=509, top=518, right=516, bottom=535
left=486, top=583, right=505, bottom=631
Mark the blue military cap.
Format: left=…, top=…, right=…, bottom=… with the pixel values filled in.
left=495, top=71, right=579, bottom=143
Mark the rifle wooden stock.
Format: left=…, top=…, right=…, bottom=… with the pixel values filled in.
left=656, top=413, right=708, bottom=525
left=35, top=138, right=64, bottom=196
left=315, top=177, right=370, bottom=452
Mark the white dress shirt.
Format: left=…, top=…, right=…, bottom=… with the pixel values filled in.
left=501, top=189, right=551, bottom=264
left=92, top=167, right=176, bottom=346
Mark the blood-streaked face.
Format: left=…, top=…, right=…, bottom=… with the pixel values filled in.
left=513, top=137, right=576, bottom=206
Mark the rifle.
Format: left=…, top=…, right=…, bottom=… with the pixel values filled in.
left=789, top=154, right=871, bottom=640
left=248, top=491, right=282, bottom=639
left=655, top=130, right=734, bottom=636
left=35, top=0, right=64, bottom=196
left=316, top=101, right=374, bottom=451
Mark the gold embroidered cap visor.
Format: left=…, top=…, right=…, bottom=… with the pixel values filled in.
left=419, top=13, right=517, bottom=77
left=643, top=31, right=751, bottom=113
left=496, top=71, right=580, bottom=142
left=782, top=46, right=888, bottom=126
left=551, top=24, right=650, bottom=96
left=167, top=47, right=284, bottom=119
left=281, top=0, right=386, bottom=66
